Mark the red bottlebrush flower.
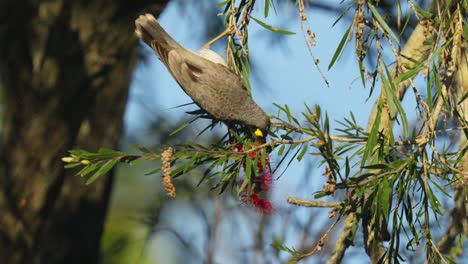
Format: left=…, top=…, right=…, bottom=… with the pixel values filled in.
left=249, top=193, right=261, bottom=206
left=245, top=156, right=274, bottom=214
left=246, top=193, right=273, bottom=214
left=233, top=143, right=244, bottom=152
left=234, top=142, right=274, bottom=214
left=255, top=173, right=272, bottom=191
left=258, top=199, right=273, bottom=214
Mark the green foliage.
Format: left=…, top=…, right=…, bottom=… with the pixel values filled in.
left=251, top=16, right=295, bottom=35
left=368, top=2, right=400, bottom=45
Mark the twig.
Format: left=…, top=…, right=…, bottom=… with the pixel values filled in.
left=327, top=212, right=358, bottom=264
left=287, top=197, right=340, bottom=208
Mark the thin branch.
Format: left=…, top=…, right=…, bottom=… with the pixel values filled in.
left=327, top=212, right=358, bottom=264
left=287, top=197, right=340, bottom=208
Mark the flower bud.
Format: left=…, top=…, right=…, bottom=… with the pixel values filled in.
left=62, top=157, right=76, bottom=163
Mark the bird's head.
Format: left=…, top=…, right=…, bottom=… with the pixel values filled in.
left=253, top=128, right=267, bottom=145
left=246, top=111, right=270, bottom=145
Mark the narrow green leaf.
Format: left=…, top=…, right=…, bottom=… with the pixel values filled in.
left=170, top=122, right=190, bottom=136
left=426, top=185, right=444, bottom=216
left=426, top=70, right=433, bottom=112
left=368, top=3, right=400, bottom=45
left=273, top=103, right=287, bottom=113
left=361, top=102, right=382, bottom=168
left=64, top=163, right=82, bottom=169
left=245, top=157, right=252, bottom=179
left=237, top=176, right=249, bottom=196
left=399, top=15, right=412, bottom=39
left=219, top=179, right=231, bottom=194
left=272, top=240, right=296, bottom=255
left=458, top=92, right=468, bottom=105
left=314, top=192, right=328, bottom=199
left=130, top=144, right=151, bottom=153
left=362, top=164, right=389, bottom=170
left=280, top=134, right=293, bottom=140
left=297, top=144, right=308, bottom=161
left=345, top=157, right=350, bottom=177
left=216, top=0, right=230, bottom=7
left=251, top=16, right=295, bottom=35
left=429, top=178, right=451, bottom=197
left=277, top=145, right=286, bottom=156
left=200, top=171, right=219, bottom=186
left=264, top=0, right=270, bottom=18
left=349, top=172, right=376, bottom=183
left=77, top=163, right=99, bottom=177
left=171, top=164, right=189, bottom=178
left=98, top=148, right=119, bottom=154
left=393, top=62, right=425, bottom=84
left=324, top=112, right=330, bottom=135
left=358, top=59, right=366, bottom=88
left=285, top=104, right=292, bottom=123
left=380, top=178, right=392, bottom=220
left=464, top=23, right=468, bottom=41
left=144, top=167, right=161, bottom=176
left=139, top=147, right=151, bottom=153
left=69, top=149, right=92, bottom=157
left=86, top=159, right=119, bottom=185
left=71, top=148, right=122, bottom=160
left=332, top=4, right=353, bottom=27
left=381, top=62, right=409, bottom=137
left=432, top=63, right=442, bottom=96
left=411, top=4, right=433, bottom=19
left=328, top=24, right=352, bottom=70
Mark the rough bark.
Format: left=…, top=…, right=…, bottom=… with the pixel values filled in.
left=0, top=1, right=168, bottom=263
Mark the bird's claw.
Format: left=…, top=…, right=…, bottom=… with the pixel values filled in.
left=203, top=24, right=236, bottom=49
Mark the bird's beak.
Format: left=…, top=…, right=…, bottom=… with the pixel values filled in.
left=254, top=128, right=264, bottom=138
left=254, top=128, right=267, bottom=145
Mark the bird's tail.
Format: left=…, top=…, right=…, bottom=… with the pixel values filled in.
left=135, top=14, right=181, bottom=49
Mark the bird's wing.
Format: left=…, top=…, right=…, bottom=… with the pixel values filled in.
left=183, top=52, right=250, bottom=92
left=150, top=40, right=172, bottom=68
left=149, top=37, right=248, bottom=94
left=166, top=50, right=255, bottom=120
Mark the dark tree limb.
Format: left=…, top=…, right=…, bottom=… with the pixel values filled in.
left=0, top=1, right=168, bottom=263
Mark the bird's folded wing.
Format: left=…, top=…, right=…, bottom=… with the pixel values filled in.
left=165, top=50, right=205, bottom=85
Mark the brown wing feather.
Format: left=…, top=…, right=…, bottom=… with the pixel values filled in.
left=184, top=62, right=202, bottom=82
left=151, top=40, right=202, bottom=83
left=150, top=40, right=171, bottom=67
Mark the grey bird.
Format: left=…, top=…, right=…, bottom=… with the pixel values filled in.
left=135, top=14, right=270, bottom=138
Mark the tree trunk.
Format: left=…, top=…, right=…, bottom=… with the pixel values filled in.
left=0, top=1, right=168, bottom=263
